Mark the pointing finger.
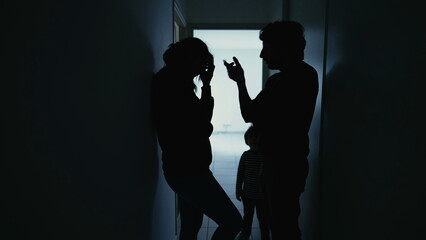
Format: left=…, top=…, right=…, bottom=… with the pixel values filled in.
left=233, top=57, right=241, bottom=67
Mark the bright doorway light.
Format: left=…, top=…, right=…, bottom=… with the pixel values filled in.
left=193, top=29, right=263, bottom=133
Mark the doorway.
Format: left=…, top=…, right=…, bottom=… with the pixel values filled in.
left=172, top=14, right=266, bottom=237
left=193, top=29, right=263, bottom=133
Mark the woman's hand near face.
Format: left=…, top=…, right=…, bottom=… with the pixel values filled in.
left=200, top=62, right=215, bottom=86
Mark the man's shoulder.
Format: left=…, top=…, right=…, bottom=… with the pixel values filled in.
left=265, top=72, right=283, bottom=86
left=300, top=61, right=318, bottom=75
left=242, top=149, right=263, bottom=156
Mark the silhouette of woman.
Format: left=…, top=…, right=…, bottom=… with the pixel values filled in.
left=152, top=37, right=242, bottom=240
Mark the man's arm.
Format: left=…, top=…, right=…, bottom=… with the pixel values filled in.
left=224, top=56, right=254, bottom=122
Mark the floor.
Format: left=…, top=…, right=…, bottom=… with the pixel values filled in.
left=196, top=132, right=264, bottom=240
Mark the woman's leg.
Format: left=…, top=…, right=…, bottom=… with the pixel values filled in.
left=194, top=172, right=242, bottom=240
left=165, top=171, right=242, bottom=240
left=178, top=196, right=204, bottom=240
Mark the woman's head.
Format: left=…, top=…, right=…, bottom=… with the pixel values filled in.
left=163, top=37, right=213, bottom=77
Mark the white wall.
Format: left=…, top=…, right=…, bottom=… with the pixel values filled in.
left=193, top=30, right=263, bottom=133
left=288, top=1, right=327, bottom=239
left=1, top=1, right=176, bottom=239
left=289, top=1, right=426, bottom=239
left=141, top=2, right=177, bottom=240
left=319, top=0, right=426, bottom=239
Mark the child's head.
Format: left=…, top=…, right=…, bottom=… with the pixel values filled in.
left=244, top=125, right=259, bottom=148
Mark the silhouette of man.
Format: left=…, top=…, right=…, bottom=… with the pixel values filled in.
left=224, top=20, right=318, bottom=240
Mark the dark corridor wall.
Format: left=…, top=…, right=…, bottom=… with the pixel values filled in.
left=1, top=1, right=171, bottom=239
left=319, top=0, right=426, bottom=239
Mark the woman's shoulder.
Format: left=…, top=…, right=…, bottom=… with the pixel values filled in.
left=154, top=67, right=171, bottom=80
left=153, top=67, right=182, bottom=88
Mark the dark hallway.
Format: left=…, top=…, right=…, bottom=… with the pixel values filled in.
left=2, top=0, right=425, bottom=240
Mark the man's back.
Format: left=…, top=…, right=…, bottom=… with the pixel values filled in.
left=254, top=61, right=318, bottom=159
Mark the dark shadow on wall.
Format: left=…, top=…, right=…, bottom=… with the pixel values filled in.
left=320, top=25, right=426, bottom=239
left=321, top=60, right=373, bottom=239
left=2, top=1, right=158, bottom=239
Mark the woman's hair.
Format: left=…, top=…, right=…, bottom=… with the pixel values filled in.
left=163, top=37, right=213, bottom=68
left=259, top=20, right=306, bottom=60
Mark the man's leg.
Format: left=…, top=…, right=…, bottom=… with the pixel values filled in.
left=255, top=199, right=270, bottom=240
left=269, top=194, right=301, bottom=240
left=241, top=197, right=256, bottom=238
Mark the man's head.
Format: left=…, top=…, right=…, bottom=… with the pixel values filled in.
left=259, top=21, right=306, bottom=69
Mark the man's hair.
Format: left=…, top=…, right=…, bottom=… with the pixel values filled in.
left=259, top=20, right=306, bottom=60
